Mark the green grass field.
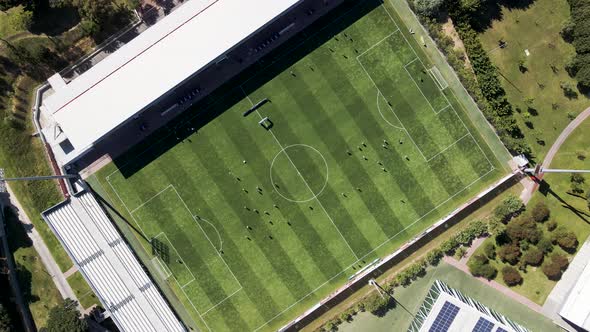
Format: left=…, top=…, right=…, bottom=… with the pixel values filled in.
left=89, top=1, right=506, bottom=330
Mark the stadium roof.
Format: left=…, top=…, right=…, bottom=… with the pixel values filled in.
left=559, top=256, right=590, bottom=330
left=43, top=191, right=185, bottom=332
left=42, top=0, right=300, bottom=165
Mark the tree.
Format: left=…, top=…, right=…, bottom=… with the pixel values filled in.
left=523, top=248, right=544, bottom=266
left=413, top=0, right=444, bottom=17
left=45, top=299, right=87, bottom=332
left=506, top=215, right=542, bottom=244
left=483, top=241, right=496, bottom=259
left=468, top=254, right=497, bottom=279
left=531, top=202, right=550, bottom=222
left=502, top=266, right=522, bottom=286
left=493, top=195, right=524, bottom=222
left=537, top=236, right=553, bottom=254
left=551, top=253, right=569, bottom=270
left=66, top=0, right=115, bottom=24
left=553, top=228, right=578, bottom=251
left=426, top=248, right=443, bottom=266
left=497, top=243, right=521, bottom=265
left=560, top=81, right=578, bottom=99
left=8, top=5, right=33, bottom=31
left=0, top=303, right=13, bottom=332
left=364, top=294, right=393, bottom=317
left=561, top=20, right=575, bottom=42
left=576, top=64, right=590, bottom=91
left=542, top=262, right=562, bottom=280
left=546, top=220, right=557, bottom=232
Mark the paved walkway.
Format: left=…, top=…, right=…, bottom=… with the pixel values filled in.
left=3, top=184, right=81, bottom=311
left=525, top=106, right=590, bottom=197
left=443, top=256, right=543, bottom=313
left=459, top=236, right=486, bottom=265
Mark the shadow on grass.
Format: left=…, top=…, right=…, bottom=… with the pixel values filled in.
left=538, top=179, right=590, bottom=223
left=112, top=0, right=383, bottom=178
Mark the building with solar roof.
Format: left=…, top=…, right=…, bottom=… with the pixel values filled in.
left=408, top=280, right=528, bottom=332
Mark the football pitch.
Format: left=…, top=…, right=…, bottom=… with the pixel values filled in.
left=89, top=1, right=505, bottom=331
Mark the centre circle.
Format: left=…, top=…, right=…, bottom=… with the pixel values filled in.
left=270, top=144, right=329, bottom=203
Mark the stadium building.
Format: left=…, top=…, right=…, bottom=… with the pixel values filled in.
left=408, top=280, right=529, bottom=332
left=39, top=0, right=343, bottom=171
left=36, top=0, right=345, bottom=331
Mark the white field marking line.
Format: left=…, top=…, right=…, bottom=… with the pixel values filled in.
left=171, top=185, right=243, bottom=290
left=194, top=216, right=224, bottom=252
left=130, top=184, right=174, bottom=214
left=151, top=256, right=172, bottom=279
left=360, top=6, right=493, bottom=170
left=241, top=88, right=359, bottom=261
left=155, top=232, right=197, bottom=288
left=201, top=286, right=243, bottom=316
left=437, top=104, right=451, bottom=113
left=101, top=178, right=213, bottom=331
left=425, top=134, right=470, bottom=163
left=106, top=176, right=151, bottom=240
left=428, top=67, right=448, bottom=90
left=269, top=143, right=330, bottom=203
left=382, top=2, right=505, bottom=170
left=355, top=28, right=400, bottom=59
left=101, top=2, right=400, bottom=182
left=403, top=60, right=451, bottom=115
left=356, top=59, right=427, bottom=161
left=380, top=3, right=497, bottom=171
left=376, top=90, right=405, bottom=130
left=252, top=166, right=495, bottom=331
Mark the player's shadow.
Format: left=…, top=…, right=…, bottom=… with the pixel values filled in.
left=110, top=0, right=383, bottom=178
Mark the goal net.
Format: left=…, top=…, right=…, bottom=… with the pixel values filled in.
left=428, top=66, right=448, bottom=90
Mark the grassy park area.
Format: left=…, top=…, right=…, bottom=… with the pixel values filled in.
left=479, top=0, right=590, bottom=161
left=88, top=1, right=508, bottom=330
left=336, top=263, right=560, bottom=332
left=66, top=271, right=100, bottom=310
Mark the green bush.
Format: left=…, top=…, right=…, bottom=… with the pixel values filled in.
left=364, top=293, right=394, bottom=317
left=531, top=202, right=550, bottom=222
left=542, top=262, right=562, bottom=280
left=426, top=248, right=443, bottom=266
left=483, top=241, right=496, bottom=259
left=494, top=195, right=525, bottom=222
left=523, top=248, right=544, bottom=266
left=546, top=220, right=558, bottom=232
left=553, top=228, right=578, bottom=251
left=537, top=237, right=554, bottom=254
left=551, top=253, right=570, bottom=270
left=497, top=243, right=521, bottom=265
left=502, top=266, right=522, bottom=286
left=506, top=215, right=542, bottom=244
left=468, top=254, right=497, bottom=279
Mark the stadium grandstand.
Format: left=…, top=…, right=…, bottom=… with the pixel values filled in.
left=43, top=190, right=186, bottom=332
left=39, top=0, right=343, bottom=170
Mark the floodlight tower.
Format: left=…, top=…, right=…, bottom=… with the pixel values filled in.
left=515, top=155, right=590, bottom=177
left=369, top=278, right=390, bottom=298
left=0, top=168, right=78, bottom=193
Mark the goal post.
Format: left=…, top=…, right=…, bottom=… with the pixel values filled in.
left=428, top=66, right=448, bottom=90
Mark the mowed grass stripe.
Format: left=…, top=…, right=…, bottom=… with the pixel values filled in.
left=404, top=59, right=449, bottom=112
left=252, top=79, right=389, bottom=256
left=270, top=64, right=412, bottom=242
left=306, top=45, right=437, bottom=220
left=183, top=131, right=315, bottom=301
left=205, top=115, right=351, bottom=278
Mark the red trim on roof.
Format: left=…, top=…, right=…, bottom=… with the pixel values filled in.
left=54, top=0, right=220, bottom=114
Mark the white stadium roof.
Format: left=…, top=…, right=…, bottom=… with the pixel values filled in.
left=560, top=255, right=590, bottom=330
left=43, top=0, right=300, bottom=165
left=43, top=191, right=185, bottom=332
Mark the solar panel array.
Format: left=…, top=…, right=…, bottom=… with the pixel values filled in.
left=45, top=192, right=185, bottom=332
left=429, top=301, right=460, bottom=332
left=496, top=328, right=508, bottom=332
left=472, top=317, right=495, bottom=332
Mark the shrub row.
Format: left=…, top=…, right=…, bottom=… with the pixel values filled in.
left=564, top=0, right=590, bottom=91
